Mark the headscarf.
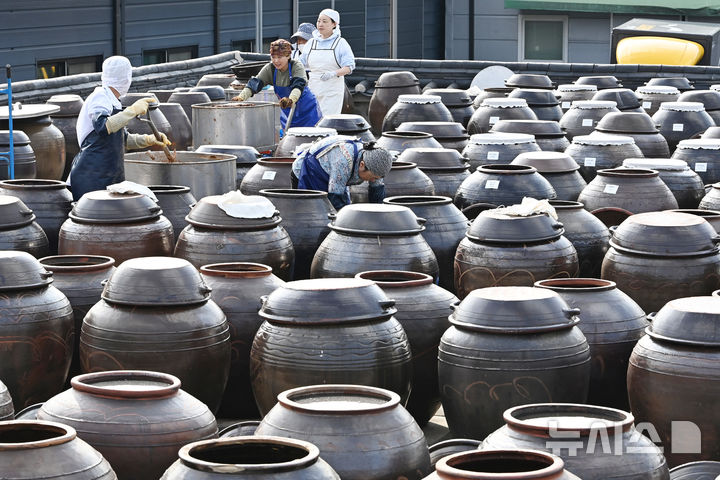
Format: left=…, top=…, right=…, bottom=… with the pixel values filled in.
left=101, top=56, right=132, bottom=96
left=361, top=142, right=393, bottom=178
left=319, top=8, right=340, bottom=25
left=270, top=39, right=293, bottom=57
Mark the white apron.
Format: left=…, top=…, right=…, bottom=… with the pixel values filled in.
left=306, top=36, right=345, bottom=116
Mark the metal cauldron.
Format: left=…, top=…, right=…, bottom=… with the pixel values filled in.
left=191, top=101, right=276, bottom=151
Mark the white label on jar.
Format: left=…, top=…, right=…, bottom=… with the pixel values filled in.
left=584, top=157, right=596, bottom=167
left=485, top=180, right=500, bottom=189
left=489, top=116, right=500, bottom=124
left=603, top=184, right=619, bottom=194
left=487, top=151, right=499, bottom=160
left=642, top=101, right=652, bottom=109
left=673, top=123, right=684, bottom=131
left=582, top=118, right=593, bottom=127
left=562, top=101, right=571, bottom=109
left=695, top=162, right=708, bottom=172
left=262, top=170, right=277, bottom=180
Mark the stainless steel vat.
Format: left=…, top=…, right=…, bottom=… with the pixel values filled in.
left=192, top=101, right=276, bottom=151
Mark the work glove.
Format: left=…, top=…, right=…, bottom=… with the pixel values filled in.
left=320, top=71, right=337, bottom=81
left=105, top=97, right=156, bottom=134
left=279, top=97, right=294, bottom=109
left=231, top=88, right=252, bottom=102
left=126, top=133, right=172, bottom=150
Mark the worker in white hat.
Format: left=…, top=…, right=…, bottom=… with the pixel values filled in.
left=300, top=8, right=355, bottom=116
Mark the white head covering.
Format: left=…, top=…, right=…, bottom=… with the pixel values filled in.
left=319, top=8, right=340, bottom=25
left=101, top=56, right=132, bottom=96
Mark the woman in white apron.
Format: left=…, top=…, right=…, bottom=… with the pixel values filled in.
left=301, top=8, right=355, bottom=116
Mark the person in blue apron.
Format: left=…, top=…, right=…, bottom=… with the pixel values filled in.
left=232, top=39, right=321, bottom=130
left=300, top=8, right=355, bottom=116
left=291, top=135, right=393, bottom=210
left=69, top=55, right=171, bottom=201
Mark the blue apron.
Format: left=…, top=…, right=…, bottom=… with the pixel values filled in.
left=298, top=140, right=359, bottom=206
left=274, top=63, right=322, bottom=130
left=68, top=107, right=126, bottom=201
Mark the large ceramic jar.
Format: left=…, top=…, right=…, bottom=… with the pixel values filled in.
left=438, top=287, right=590, bottom=439
left=0, top=194, right=50, bottom=257
left=382, top=95, right=454, bottom=132
left=678, top=89, right=720, bottom=124
left=472, top=87, right=514, bottom=108
left=672, top=139, right=720, bottom=185
left=0, top=179, right=72, bottom=255
left=38, top=255, right=116, bottom=380
left=384, top=195, right=468, bottom=292
left=58, top=190, right=174, bottom=264
left=0, top=103, right=66, bottom=180
left=38, top=370, right=218, bottom=480
left=158, top=102, right=193, bottom=151
left=174, top=195, right=295, bottom=281
left=398, top=148, right=470, bottom=198
left=0, top=381, right=12, bottom=420
left=511, top=151, right=586, bottom=201
left=482, top=403, right=670, bottom=479
left=565, top=134, right=643, bottom=182
left=592, top=88, right=644, bottom=112
left=397, top=121, right=469, bottom=152
left=462, top=132, right=541, bottom=170
left=46, top=94, right=83, bottom=179
left=120, top=93, right=175, bottom=151
left=275, top=127, right=337, bottom=157
left=646, top=76, right=694, bottom=92
left=0, top=251, right=73, bottom=409
left=454, top=164, right=557, bottom=210
left=668, top=461, right=720, bottom=479
left=700, top=183, right=720, bottom=210
left=351, top=161, right=435, bottom=203
left=79, top=256, right=231, bottom=412
left=508, top=88, right=563, bottom=121
left=652, top=102, right=715, bottom=153
left=195, top=144, right=261, bottom=188
left=468, top=98, right=538, bottom=135
left=167, top=90, right=212, bottom=120
left=670, top=208, right=720, bottom=233
left=250, top=279, right=412, bottom=412
left=490, top=119, right=570, bottom=152
left=0, top=420, right=116, bottom=479
left=535, top=278, right=647, bottom=409
left=424, top=88, right=475, bottom=127
left=427, top=449, right=580, bottom=480
left=311, top=203, right=439, bottom=280
left=256, top=384, right=431, bottom=480
left=454, top=211, right=578, bottom=298
left=636, top=85, right=681, bottom=115
left=622, top=158, right=704, bottom=209
left=148, top=185, right=196, bottom=244
left=0, top=130, right=36, bottom=179
left=161, top=436, right=340, bottom=479
left=356, top=270, right=458, bottom=426
left=559, top=100, right=619, bottom=140
left=259, top=189, right=334, bottom=280
left=577, top=168, right=678, bottom=214
left=317, top=113, right=375, bottom=142
left=505, top=73, right=554, bottom=90
left=601, top=211, right=720, bottom=313
left=375, top=131, right=443, bottom=155
left=200, top=262, right=285, bottom=418
left=593, top=111, right=671, bottom=157
left=628, top=296, right=720, bottom=467
left=575, top=75, right=623, bottom=90
left=556, top=84, right=597, bottom=111
left=240, top=157, right=295, bottom=194
left=548, top=200, right=610, bottom=277
left=368, top=71, right=422, bottom=135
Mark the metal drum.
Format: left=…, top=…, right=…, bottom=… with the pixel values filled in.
left=191, top=101, right=276, bottom=151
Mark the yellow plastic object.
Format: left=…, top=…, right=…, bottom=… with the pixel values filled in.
left=616, top=36, right=704, bottom=65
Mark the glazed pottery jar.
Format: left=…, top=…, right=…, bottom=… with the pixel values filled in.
left=577, top=168, right=678, bottom=214
left=555, top=84, right=597, bottom=111
left=0, top=251, right=73, bottom=409
left=174, top=195, right=295, bottom=280
left=622, top=158, right=704, bottom=208
left=275, top=127, right=337, bottom=157
left=0, top=420, right=116, bottom=479
left=58, top=190, right=174, bottom=264
left=601, top=211, right=720, bottom=313
left=121, top=93, right=175, bottom=151
left=424, top=88, right=475, bottom=127
left=147, top=185, right=195, bottom=244
left=160, top=436, right=340, bottom=479
left=668, top=461, right=720, bottom=479
left=472, top=87, right=514, bottom=108
left=508, top=88, right=563, bottom=121
left=628, top=296, right=720, bottom=466
left=0, top=130, right=36, bottom=179
left=575, top=75, right=623, bottom=89
left=46, top=94, right=83, bottom=179
left=652, top=102, right=714, bottom=153
left=356, top=270, right=458, bottom=426
left=427, top=439, right=482, bottom=468
left=0, top=179, right=72, bottom=255
left=462, top=132, right=541, bottom=170
left=454, top=211, right=578, bottom=298
left=559, top=100, right=619, bottom=140
left=397, top=148, right=470, bottom=198
left=195, top=144, right=260, bottom=188
left=646, top=76, right=694, bottom=91
left=375, top=131, right=443, bottom=155
left=368, top=71, right=421, bottom=135
left=79, top=256, right=231, bottom=412
left=317, top=114, right=375, bottom=142
left=467, top=98, right=538, bottom=135
left=256, top=384, right=431, bottom=480
left=157, top=102, right=193, bottom=150
left=454, top=164, right=557, bottom=210
left=592, top=88, right=644, bottom=112
left=669, top=208, right=720, bottom=232
left=490, top=119, right=570, bottom=152
left=438, top=287, right=590, bottom=438
left=167, top=91, right=212, bottom=120
left=0, top=194, right=50, bottom=257
left=505, top=73, right=554, bottom=90
left=700, top=183, right=720, bottom=210
left=593, top=111, right=671, bottom=157
left=535, top=278, right=647, bottom=409
left=636, top=85, right=681, bottom=115
left=511, top=151, right=586, bottom=201
left=374, top=161, right=435, bottom=199
left=240, top=157, right=295, bottom=194
left=38, top=370, right=218, bottom=480
left=482, top=403, right=670, bottom=479
left=678, top=89, right=720, bottom=124
left=0, top=381, right=12, bottom=420
left=427, top=449, right=580, bottom=480
left=382, top=94, right=454, bottom=133
left=249, top=278, right=412, bottom=414
left=672, top=139, right=720, bottom=185
left=310, top=203, right=439, bottom=280
left=397, top=121, right=469, bottom=152
left=565, top=134, right=643, bottom=182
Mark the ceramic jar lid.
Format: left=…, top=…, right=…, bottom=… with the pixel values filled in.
left=467, top=210, right=564, bottom=243
left=556, top=84, right=597, bottom=93
left=574, top=75, right=623, bottom=89
left=397, top=121, right=467, bottom=139
left=595, top=112, right=659, bottom=133
left=0, top=104, right=60, bottom=120
left=573, top=134, right=636, bottom=146
left=610, top=211, right=720, bottom=257
left=329, top=203, right=425, bottom=235
left=569, top=100, right=618, bottom=110
left=423, top=88, right=472, bottom=106
left=490, top=120, right=566, bottom=137
left=285, top=127, right=337, bottom=137
left=450, top=286, right=580, bottom=333
left=316, top=114, right=371, bottom=132
left=622, top=158, right=689, bottom=171
left=195, top=145, right=260, bottom=165
left=659, top=101, right=706, bottom=112
left=259, top=278, right=397, bottom=324
left=676, top=139, right=720, bottom=150
left=101, top=256, right=212, bottom=306
left=508, top=88, right=561, bottom=106
left=505, top=74, right=554, bottom=89
left=481, top=98, right=528, bottom=108
left=0, top=130, right=31, bottom=146
left=646, top=77, right=694, bottom=90
left=397, top=94, right=441, bottom=104
left=374, top=71, right=419, bottom=88
left=190, top=85, right=226, bottom=101
left=46, top=94, right=84, bottom=116
left=69, top=191, right=161, bottom=224
left=185, top=195, right=281, bottom=230
left=119, top=92, right=158, bottom=107
left=0, top=195, right=36, bottom=229
left=592, top=88, right=642, bottom=110
left=636, top=85, right=680, bottom=95
left=397, top=147, right=467, bottom=170
left=678, top=90, right=720, bottom=110
left=647, top=296, right=720, bottom=346
left=0, top=251, right=53, bottom=291
left=512, top=151, right=580, bottom=172
left=468, top=133, right=536, bottom=145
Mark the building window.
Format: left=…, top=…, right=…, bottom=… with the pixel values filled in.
left=232, top=38, right=277, bottom=54
left=519, top=15, right=567, bottom=62
left=142, top=46, right=198, bottom=65
left=37, top=55, right=102, bottom=79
